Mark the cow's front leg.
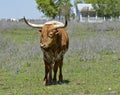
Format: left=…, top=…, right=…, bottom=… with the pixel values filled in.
left=43, top=63, right=49, bottom=85
left=44, top=60, right=53, bottom=85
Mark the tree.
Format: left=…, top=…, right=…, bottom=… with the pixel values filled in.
left=86, top=0, right=120, bottom=17
left=57, top=0, right=72, bottom=20
left=74, top=0, right=83, bottom=5
left=35, top=0, right=72, bottom=19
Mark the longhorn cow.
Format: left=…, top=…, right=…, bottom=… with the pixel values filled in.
left=24, top=17, right=69, bottom=85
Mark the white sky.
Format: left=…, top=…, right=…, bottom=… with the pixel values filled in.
left=0, top=0, right=74, bottom=19
left=0, top=0, right=43, bottom=19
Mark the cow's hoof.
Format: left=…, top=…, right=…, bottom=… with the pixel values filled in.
left=53, top=81, right=57, bottom=85
left=52, top=79, right=56, bottom=85
left=43, top=80, right=53, bottom=86
left=43, top=79, right=47, bottom=85
left=43, top=81, right=46, bottom=85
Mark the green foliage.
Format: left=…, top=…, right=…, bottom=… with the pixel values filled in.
left=74, top=0, right=83, bottom=5
left=36, top=0, right=57, bottom=18
left=86, top=0, right=120, bottom=17
left=36, top=0, right=72, bottom=19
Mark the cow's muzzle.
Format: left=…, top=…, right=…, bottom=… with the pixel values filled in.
left=40, top=43, right=48, bottom=49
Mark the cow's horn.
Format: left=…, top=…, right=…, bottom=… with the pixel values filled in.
left=54, top=16, right=67, bottom=29
left=23, top=17, right=43, bottom=28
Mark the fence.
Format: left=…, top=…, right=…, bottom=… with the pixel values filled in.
left=79, top=16, right=120, bottom=23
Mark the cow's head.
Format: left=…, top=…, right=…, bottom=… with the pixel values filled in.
left=23, top=17, right=67, bottom=49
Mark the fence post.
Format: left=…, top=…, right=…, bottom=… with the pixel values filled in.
left=80, top=14, right=83, bottom=22
left=104, top=17, right=106, bottom=21
left=88, top=15, right=90, bottom=22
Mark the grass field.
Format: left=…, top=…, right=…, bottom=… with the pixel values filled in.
left=0, top=21, right=120, bottom=95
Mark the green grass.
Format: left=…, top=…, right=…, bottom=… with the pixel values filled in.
left=0, top=25, right=120, bottom=95
left=1, top=28, right=39, bottom=44
left=0, top=53, right=120, bottom=95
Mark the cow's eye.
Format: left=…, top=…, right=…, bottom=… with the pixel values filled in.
left=48, top=32, right=54, bottom=38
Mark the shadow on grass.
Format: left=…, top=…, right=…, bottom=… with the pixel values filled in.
left=60, top=80, right=70, bottom=84
left=46, top=80, right=70, bottom=86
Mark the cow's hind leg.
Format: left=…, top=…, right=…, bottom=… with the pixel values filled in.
left=48, top=64, right=52, bottom=84
left=58, top=59, right=63, bottom=83
left=53, top=63, right=59, bottom=84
